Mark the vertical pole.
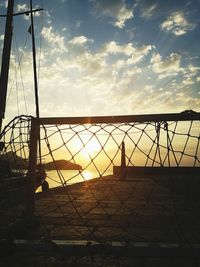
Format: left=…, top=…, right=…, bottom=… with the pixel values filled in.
left=29, top=0, right=42, bottom=165
left=26, top=118, right=38, bottom=217
left=30, top=0, right=40, bottom=119
left=0, top=0, right=14, bottom=132
left=121, top=141, right=127, bottom=179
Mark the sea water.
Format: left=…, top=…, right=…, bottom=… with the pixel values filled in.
left=46, top=169, right=112, bottom=188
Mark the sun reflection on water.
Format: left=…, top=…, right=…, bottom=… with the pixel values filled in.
left=82, top=170, right=93, bottom=180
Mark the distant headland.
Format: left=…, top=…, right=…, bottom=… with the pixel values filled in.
left=1, top=152, right=82, bottom=171
left=45, top=160, right=82, bottom=171
left=1, top=151, right=83, bottom=171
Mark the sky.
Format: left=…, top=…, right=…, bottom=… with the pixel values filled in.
left=0, top=0, right=200, bottom=125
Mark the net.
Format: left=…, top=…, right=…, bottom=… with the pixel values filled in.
left=0, top=113, right=200, bottom=266
left=40, top=119, right=200, bottom=189
left=0, top=115, right=31, bottom=232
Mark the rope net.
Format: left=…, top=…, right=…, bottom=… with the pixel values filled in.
left=0, top=114, right=200, bottom=266
left=41, top=120, right=200, bottom=182
left=0, top=115, right=32, bottom=231
left=36, top=118, right=200, bottom=239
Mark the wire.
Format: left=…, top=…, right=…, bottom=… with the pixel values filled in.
left=13, top=30, right=28, bottom=115
left=12, top=32, right=20, bottom=116
left=37, top=1, right=44, bottom=87
left=7, top=25, right=30, bottom=115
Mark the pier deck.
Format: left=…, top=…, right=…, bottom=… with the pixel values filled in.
left=1, top=173, right=200, bottom=266
left=35, top=174, right=200, bottom=243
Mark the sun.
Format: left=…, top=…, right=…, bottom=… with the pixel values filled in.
left=82, top=138, right=101, bottom=156
left=72, top=136, right=102, bottom=162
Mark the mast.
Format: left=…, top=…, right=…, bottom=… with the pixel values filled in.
left=29, top=0, right=42, bottom=164
left=0, top=0, right=14, bottom=132
left=30, top=0, right=40, bottom=119
left=0, top=0, right=43, bottom=133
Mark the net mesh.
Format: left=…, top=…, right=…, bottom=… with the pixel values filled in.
left=36, top=119, right=200, bottom=241
left=0, top=115, right=32, bottom=232
left=40, top=120, right=200, bottom=185
left=0, top=114, right=200, bottom=266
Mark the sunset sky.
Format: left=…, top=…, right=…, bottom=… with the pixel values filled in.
left=0, top=0, right=200, bottom=126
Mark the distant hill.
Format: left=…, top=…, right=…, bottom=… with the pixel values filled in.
left=45, top=160, right=82, bottom=171
left=1, top=152, right=82, bottom=171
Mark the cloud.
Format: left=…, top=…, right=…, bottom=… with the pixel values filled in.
left=69, top=51, right=106, bottom=75
left=16, top=3, right=28, bottom=12
left=141, top=3, right=157, bottom=19
left=75, top=20, right=82, bottom=28
left=42, top=26, right=67, bottom=53
left=91, top=0, right=134, bottom=28
left=102, top=41, right=134, bottom=55
left=100, top=41, right=153, bottom=64
left=125, top=66, right=142, bottom=77
left=126, top=27, right=136, bottom=40
left=182, top=77, right=194, bottom=86
left=14, top=3, right=42, bottom=20
left=0, top=1, right=7, bottom=8
left=151, top=52, right=182, bottom=79
left=114, top=4, right=134, bottom=28
left=161, top=11, right=196, bottom=36
left=138, top=0, right=170, bottom=19
left=69, top=36, right=93, bottom=46
left=5, top=20, right=199, bottom=121
left=44, top=11, right=52, bottom=24
left=144, top=84, right=153, bottom=92
left=182, top=64, right=200, bottom=80
left=127, top=45, right=153, bottom=64
left=187, top=65, right=200, bottom=76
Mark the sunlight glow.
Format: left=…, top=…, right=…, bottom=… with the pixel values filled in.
left=74, top=137, right=102, bottom=158
left=82, top=170, right=93, bottom=180
left=82, top=139, right=101, bottom=155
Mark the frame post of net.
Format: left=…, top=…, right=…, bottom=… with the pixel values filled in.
left=121, top=141, right=127, bottom=179
left=26, top=117, right=38, bottom=217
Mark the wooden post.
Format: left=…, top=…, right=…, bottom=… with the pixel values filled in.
left=26, top=118, right=38, bottom=217
left=121, top=141, right=127, bottom=179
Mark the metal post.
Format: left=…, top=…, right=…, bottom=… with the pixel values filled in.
left=121, top=141, right=127, bottom=179
left=0, top=0, right=14, bottom=132
left=26, top=118, right=38, bottom=217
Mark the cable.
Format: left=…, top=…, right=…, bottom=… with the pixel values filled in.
left=37, top=1, right=44, bottom=87
left=7, top=25, right=30, bottom=115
